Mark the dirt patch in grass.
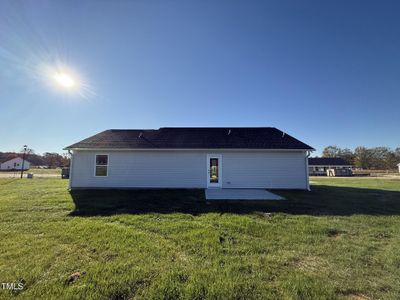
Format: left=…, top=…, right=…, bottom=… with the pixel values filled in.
left=296, top=256, right=330, bottom=274
left=345, top=292, right=372, bottom=300
left=66, top=271, right=86, bottom=284
left=326, top=228, right=347, bottom=238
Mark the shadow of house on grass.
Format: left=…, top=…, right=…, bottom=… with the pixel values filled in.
left=69, top=185, right=400, bottom=217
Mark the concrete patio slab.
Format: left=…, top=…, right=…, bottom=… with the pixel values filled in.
left=205, top=189, right=284, bottom=201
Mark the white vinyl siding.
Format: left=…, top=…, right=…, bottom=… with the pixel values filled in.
left=71, top=151, right=206, bottom=189
left=70, top=150, right=308, bottom=189
left=222, top=152, right=306, bottom=189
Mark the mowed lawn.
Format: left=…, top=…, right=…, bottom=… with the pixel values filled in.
left=0, top=178, right=400, bottom=299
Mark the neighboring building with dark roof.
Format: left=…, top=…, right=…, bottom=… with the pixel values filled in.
left=0, top=157, right=31, bottom=171
left=64, top=127, right=314, bottom=190
left=308, top=157, right=352, bottom=176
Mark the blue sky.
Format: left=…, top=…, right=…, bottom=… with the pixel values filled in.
left=0, top=0, right=399, bottom=155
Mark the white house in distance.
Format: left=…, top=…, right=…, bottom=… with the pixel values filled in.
left=398, top=163, right=400, bottom=173
left=0, top=157, right=31, bottom=171
left=308, top=157, right=352, bottom=176
left=64, top=127, right=314, bottom=190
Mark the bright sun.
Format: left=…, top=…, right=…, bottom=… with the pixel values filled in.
left=54, top=72, right=75, bottom=88
left=38, top=63, right=94, bottom=98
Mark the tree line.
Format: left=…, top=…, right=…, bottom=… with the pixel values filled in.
left=0, top=151, right=70, bottom=168
left=321, top=146, right=400, bottom=170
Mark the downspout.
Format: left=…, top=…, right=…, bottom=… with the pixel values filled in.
left=305, top=151, right=311, bottom=191
left=68, top=150, right=73, bottom=190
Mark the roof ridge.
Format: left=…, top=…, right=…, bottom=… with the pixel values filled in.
left=159, top=127, right=276, bottom=129
left=108, top=129, right=157, bottom=131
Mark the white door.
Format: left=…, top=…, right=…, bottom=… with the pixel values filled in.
left=207, top=154, right=222, bottom=188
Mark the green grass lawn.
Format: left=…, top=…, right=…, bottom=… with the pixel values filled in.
left=0, top=178, right=399, bottom=299
left=0, top=168, right=61, bottom=177
left=28, top=168, right=61, bottom=175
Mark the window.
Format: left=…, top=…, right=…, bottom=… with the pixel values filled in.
left=209, top=158, right=219, bottom=183
left=95, top=154, right=108, bottom=176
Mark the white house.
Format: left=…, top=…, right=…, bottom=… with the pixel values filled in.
left=0, top=157, right=31, bottom=171
left=398, top=163, right=400, bottom=173
left=64, top=127, right=314, bottom=190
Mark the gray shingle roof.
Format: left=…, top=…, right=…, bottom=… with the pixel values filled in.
left=64, top=127, right=314, bottom=150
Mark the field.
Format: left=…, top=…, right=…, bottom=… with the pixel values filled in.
left=0, top=178, right=399, bottom=299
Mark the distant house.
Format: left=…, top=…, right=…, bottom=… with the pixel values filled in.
left=398, top=163, right=400, bottom=173
left=308, top=157, right=352, bottom=176
left=64, top=127, right=314, bottom=190
left=0, top=157, right=31, bottom=171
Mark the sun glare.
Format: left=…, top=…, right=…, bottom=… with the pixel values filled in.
left=54, top=72, right=75, bottom=88
left=37, top=63, right=95, bottom=99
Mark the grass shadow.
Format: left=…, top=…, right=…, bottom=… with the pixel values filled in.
left=69, top=185, right=400, bottom=217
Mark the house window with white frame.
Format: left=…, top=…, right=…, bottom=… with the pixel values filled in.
left=95, top=154, right=108, bottom=176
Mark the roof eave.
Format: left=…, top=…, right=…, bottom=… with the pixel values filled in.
left=63, top=147, right=314, bottom=151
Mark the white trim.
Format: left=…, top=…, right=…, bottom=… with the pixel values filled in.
left=206, top=154, right=222, bottom=188
left=66, top=148, right=312, bottom=152
left=68, top=150, right=74, bottom=189
left=94, top=154, right=109, bottom=177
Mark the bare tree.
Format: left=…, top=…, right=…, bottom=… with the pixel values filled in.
left=322, top=146, right=341, bottom=158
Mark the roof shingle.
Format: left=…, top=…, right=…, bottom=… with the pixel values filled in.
left=65, top=127, right=314, bottom=150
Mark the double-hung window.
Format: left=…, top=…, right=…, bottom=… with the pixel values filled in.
left=95, top=154, right=108, bottom=176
